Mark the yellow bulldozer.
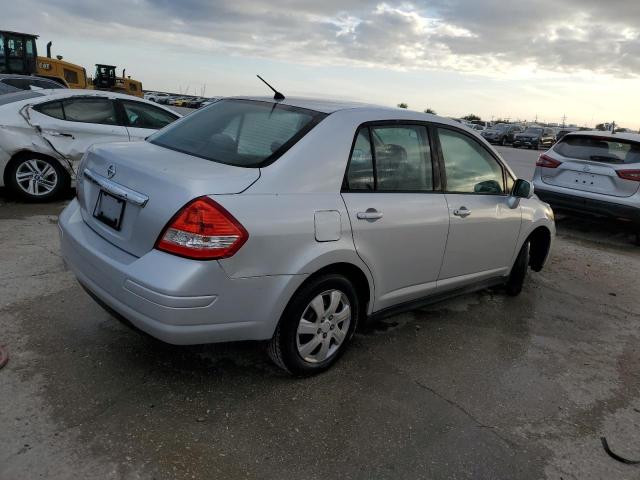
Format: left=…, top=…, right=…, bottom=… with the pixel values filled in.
left=0, top=30, right=143, bottom=97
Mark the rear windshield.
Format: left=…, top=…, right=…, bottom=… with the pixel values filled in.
left=148, top=99, right=326, bottom=167
left=554, top=135, right=640, bottom=164
left=0, top=90, right=44, bottom=106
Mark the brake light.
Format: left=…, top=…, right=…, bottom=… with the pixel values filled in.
left=156, top=197, right=248, bottom=260
left=616, top=169, right=640, bottom=182
left=537, top=154, right=561, bottom=168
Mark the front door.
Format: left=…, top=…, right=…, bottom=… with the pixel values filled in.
left=435, top=127, right=522, bottom=286
left=341, top=124, right=450, bottom=311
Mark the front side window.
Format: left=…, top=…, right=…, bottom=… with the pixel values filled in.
left=62, top=97, right=117, bottom=125
left=149, top=99, right=326, bottom=167
left=438, top=128, right=505, bottom=194
left=345, top=125, right=433, bottom=192
left=121, top=100, right=178, bottom=130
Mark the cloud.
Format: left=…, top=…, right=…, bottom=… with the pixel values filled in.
left=7, top=0, right=640, bottom=77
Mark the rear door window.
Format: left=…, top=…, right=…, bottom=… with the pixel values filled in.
left=554, top=135, right=640, bottom=164
left=345, top=124, right=434, bottom=192
left=62, top=97, right=118, bottom=125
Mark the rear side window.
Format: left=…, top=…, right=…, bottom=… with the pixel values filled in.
left=554, top=135, right=640, bottom=164
left=149, top=99, right=326, bottom=167
left=438, top=128, right=505, bottom=194
left=345, top=125, right=433, bottom=192
left=34, top=101, right=65, bottom=119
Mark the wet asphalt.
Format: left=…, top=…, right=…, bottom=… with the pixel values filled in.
left=1, top=147, right=639, bottom=479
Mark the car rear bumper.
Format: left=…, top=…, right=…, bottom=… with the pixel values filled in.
left=59, top=199, right=301, bottom=344
left=535, top=187, right=640, bottom=223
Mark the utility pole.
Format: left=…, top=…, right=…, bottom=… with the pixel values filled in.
left=561, top=114, right=567, bottom=128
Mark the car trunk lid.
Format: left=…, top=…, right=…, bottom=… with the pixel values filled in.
left=77, top=141, right=259, bottom=257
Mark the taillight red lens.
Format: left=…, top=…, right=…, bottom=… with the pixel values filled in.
left=536, top=154, right=561, bottom=168
left=156, top=197, right=248, bottom=260
left=616, top=169, right=640, bottom=182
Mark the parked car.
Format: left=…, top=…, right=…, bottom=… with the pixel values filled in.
left=144, top=92, right=171, bottom=103
left=0, top=74, right=66, bottom=95
left=533, top=131, right=640, bottom=240
left=186, top=97, right=208, bottom=108
left=0, top=89, right=181, bottom=201
left=58, top=97, right=555, bottom=374
left=481, top=124, right=523, bottom=145
left=555, top=127, right=579, bottom=141
left=512, top=127, right=556, bottom=149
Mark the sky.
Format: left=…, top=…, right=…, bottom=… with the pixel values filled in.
left=5, top=0, right=640, bottom=129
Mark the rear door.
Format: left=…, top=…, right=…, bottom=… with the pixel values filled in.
left=341, top=123, right=449, bottom=311
left=29, top=96, right=128, bottom=162
left=435, top=126, right=522, bottom=285
left=117, top=99, right=179, bottom=141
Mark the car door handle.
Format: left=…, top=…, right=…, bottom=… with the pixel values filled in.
left=453, top=207, right=471, bottom=218
left=357, top=210, right=383, bottom=220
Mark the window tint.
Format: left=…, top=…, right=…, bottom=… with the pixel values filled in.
left=149, top=99, right=325, bottom=167
left=554, top=135, right=640, bottom=164
left=438, top=128, right=504, bottom=194
left=371, top=125, right=432, bottom=191
left=121, top=100, right=177, bottom=130
left=35, top=101, right=65, bottom=120
left=63, top=98, right=117, bottom=125
left=3, top=78, right=31, bottom=90
left=346, top=129, right=374, bottom=190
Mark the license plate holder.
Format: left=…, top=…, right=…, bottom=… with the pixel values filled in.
left=93, top=190, right=125, bottom=230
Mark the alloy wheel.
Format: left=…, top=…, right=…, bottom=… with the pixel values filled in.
left=15, top=159, right=58, bottom=197
left=296, top=289, right=351, bottom=363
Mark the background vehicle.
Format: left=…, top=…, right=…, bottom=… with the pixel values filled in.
left=555, top=127, right=579, bottom=141
left=145, top=92, right=170, bottom=103
left=0, top=30, right=87, bottom=88
left=200, top=97, right=222, bottom=108
left=481, top=123, right=523, bottom=145
left=0, top=73, right=66, bottom=94
left=89, top=64, right=143, bottom=98
left=513, top=127, right=556, bottom=149
left=533, top=131, right=640, bottom=241
left=0, top=89, right=180, bottom=201
left=59, top=97, right=555, bottom=374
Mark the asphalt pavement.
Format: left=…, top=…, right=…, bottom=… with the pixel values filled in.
left=1, top=147, right=639, bottom=480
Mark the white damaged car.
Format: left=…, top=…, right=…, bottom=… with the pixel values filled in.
left=0, top=89, right=180, bottom=201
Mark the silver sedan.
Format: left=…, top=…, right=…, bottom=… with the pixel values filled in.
left=59, top=97, right=555, bottom=374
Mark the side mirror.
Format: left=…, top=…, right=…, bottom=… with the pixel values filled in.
left=507, top=179, right=534, bottom=208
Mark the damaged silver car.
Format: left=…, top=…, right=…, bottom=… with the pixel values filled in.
left=0, top=89, right=180, bottom=201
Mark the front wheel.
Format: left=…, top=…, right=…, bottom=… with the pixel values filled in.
left=6, top=154, right=69, bottom=202
left=268, top=274, right=359, bottom=375
left=506, top=241, right=530, bottom=296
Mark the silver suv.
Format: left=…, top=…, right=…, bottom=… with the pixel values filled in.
left=533, top=131, right=640, bottom=241
left=59, top=97, right=555, bottom=374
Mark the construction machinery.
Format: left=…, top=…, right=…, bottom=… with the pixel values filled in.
left=90, top=64, right=143, bottom=97
left=0, top=30, right=142, bottom=96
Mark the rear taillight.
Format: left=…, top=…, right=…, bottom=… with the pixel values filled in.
left=156, top=197, right=248, bottom=260
left=536, top=154, right=561, bottom=168
left=616, top=169, right=640, bottom=182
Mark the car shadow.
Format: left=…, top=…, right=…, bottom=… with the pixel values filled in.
left=553, top=209, right=639, bottom=248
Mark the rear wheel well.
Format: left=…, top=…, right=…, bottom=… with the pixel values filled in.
left=298, top=263, right=371, bottom=319
left=527, top=226, right=552, bottom=272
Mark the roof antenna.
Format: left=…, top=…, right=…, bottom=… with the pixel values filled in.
left=257, top=75, right=285, bottom=101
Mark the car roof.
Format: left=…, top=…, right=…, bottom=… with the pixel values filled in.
left=228, top=96, right=469, bottom=129
left=564, top=130, right=640, bottom=142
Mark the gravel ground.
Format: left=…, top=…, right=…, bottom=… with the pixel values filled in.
left=1, top=147, right=639, bottom=480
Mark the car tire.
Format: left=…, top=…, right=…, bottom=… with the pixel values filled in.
left=5, top=154, right=69, bottom=202
left=267, top=274, right=359, bottom=375
left=505, top=240, right=530, bottom=296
